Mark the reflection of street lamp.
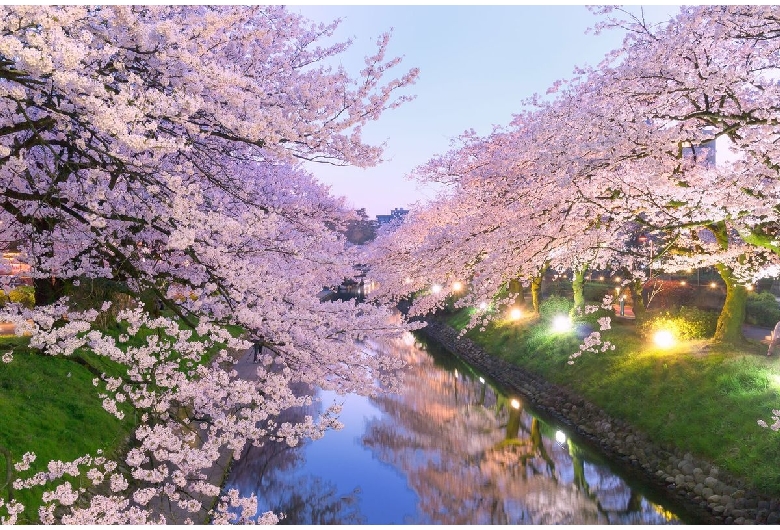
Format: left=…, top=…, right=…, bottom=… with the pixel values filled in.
left=555, top=430, right=567, bottom=444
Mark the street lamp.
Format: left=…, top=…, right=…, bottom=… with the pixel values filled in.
left=552, top=315, right=572, bottom=333
left=654, top=330, right=675, bottom=348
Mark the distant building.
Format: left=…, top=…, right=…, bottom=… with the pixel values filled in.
left=376, top=208, right=409, bottom=226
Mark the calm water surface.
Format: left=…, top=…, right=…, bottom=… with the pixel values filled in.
left=224, top=334, right=683, bottom=524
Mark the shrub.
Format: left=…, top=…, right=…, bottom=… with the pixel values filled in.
left=0, top=289, right=8, bottom=306
left=745, top=291, right=780, bottom=328
left=7, top=285, right=35, bottom=308
left=638, top=306, right=718, bottom=340
left=583, top=282, right=611, bottom=303
left=539, top=295, right=572, bottom=321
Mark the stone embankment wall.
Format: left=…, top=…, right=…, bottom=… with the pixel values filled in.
left=418, top=319, right=780, bottom=525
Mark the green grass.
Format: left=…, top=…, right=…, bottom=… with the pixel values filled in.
left=0, top=315, right=245, bottom=522
left=0, top=337, right=134, bottom=522
left=444, top=308, right=780, bottom=495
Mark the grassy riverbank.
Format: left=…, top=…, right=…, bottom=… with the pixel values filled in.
left=0, top=336, right=134, bottom=522
left=0, top=318, right=243, bottom=523
left=443, top=308, right=780, bottom=496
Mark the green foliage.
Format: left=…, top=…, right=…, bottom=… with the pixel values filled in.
left=583, top=282, right=611, bottom=303
left=638, top=306, right=718, bottom=340
left=539, top=295, right=572, bottom=321
left=3, top=286, right=35, bottom=308
left=745, top=291, right=780, bottom=328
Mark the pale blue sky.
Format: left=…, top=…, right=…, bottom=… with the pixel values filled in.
left=292, top=5, right=680, bottom=218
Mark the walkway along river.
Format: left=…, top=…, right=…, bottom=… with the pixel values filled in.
left=223, top=331, right=689, bottom=524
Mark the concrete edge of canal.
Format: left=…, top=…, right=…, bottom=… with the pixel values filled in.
left=416, top=318, right=780, bottom=525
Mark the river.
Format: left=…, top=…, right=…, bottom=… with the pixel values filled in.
left=224, top=332, right=685, bottom=524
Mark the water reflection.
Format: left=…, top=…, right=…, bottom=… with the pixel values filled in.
left=224, top=335, right=680, bottom=524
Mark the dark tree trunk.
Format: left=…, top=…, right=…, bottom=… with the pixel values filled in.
left=33, top=276, right=65, bottom=307
left=713, top=263, right=747, bottom=344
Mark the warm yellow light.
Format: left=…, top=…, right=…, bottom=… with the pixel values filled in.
left=614, top=277, right=621, bottom=282
left=599, top=276, right=605, bottom=281
left=431, top=284, right=442, bottom=294
left=654, top=330, right=675, bottom=348
left=452, top=281, right=463, bottom=292
left=510, top=398, right=521, bottom=409
left=710, top=282, right=717, bottom=288
left=680, top=280, right=687, bottom=286
left=510, top=307, right=522, bottom=320
left=746, top=285, right=755, bottom=291
left=552, top=315, right=572, bottom=333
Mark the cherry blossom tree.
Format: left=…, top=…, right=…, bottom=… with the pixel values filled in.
left=0, top=5, right=417, bottom=524
left=374, top=6, right=780, bottom=347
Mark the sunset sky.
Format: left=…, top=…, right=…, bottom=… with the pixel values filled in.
left=292, top=4, right=680, bottom=217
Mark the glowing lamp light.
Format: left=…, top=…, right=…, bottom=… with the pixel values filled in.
left=479, top=302, right=488, bottom=310
left=479, top=376, right=485, bottom=384
left=653, top=330, right=675, bottom=348
left=746, top=285, right=755, bottom=291
left=710, top=282, right=717, bottom=288
left=431, top=284, right=442, bottom=294
left=552, top=315, right=572, bottom=333
left=680, top=280, right=687, bottom=286
left=510, top=398, right=521, bottom=409
left=555, top=430, right=567, bottom=444
left=452, top=281, right=463, bottom=292
left=599, top=276, right=605, bottom=281
left=509, top=307, right=522, bottom=320
left=614, top=277, right=621, bottom=282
